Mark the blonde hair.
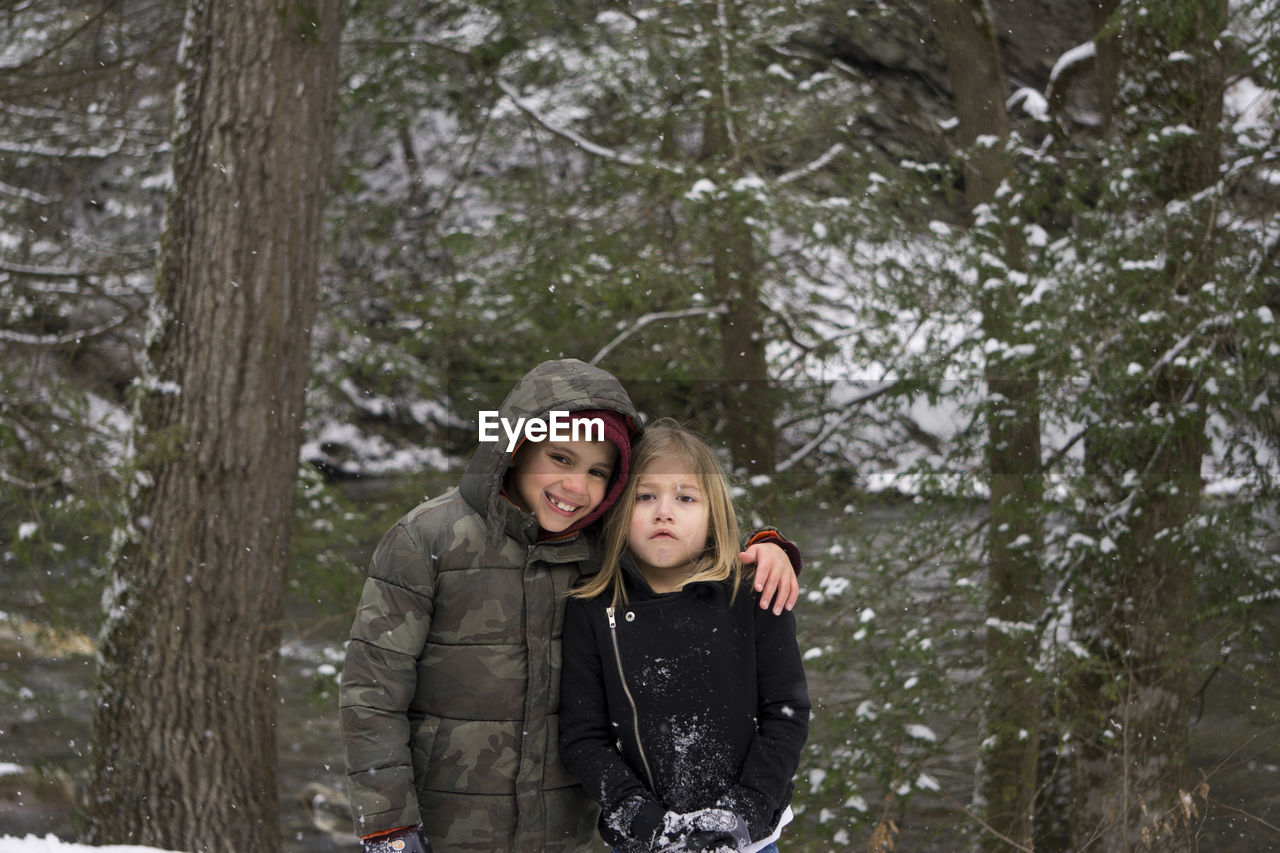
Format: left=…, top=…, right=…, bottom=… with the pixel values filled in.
left=573, top=418, right=747, bottom=606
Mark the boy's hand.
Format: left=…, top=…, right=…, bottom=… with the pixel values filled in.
left=740, top=541, right=798, bottom=614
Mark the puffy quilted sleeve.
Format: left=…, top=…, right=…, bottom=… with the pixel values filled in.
left=339, top=520, right=436, bottom=837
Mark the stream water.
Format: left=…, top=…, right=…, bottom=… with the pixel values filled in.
left=1, top=486, right=1277, bottom=852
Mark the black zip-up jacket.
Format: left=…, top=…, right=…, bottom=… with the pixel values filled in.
left=559, top=556, right=810, bottom=851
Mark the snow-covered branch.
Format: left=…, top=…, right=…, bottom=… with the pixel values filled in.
left=0, top=317, right=126, bottom=346
left=493, top=77, right=683, bottom=175
left=0, top=135, right=127, bottom=160
left=0, top=260, right=94, bottom=280
left=1006, top=88, right=1049, bottom=121
left=1049, top=41, right=1097, bottom=88
left=776, top=381, right=898, bottom=472
left=589, top=304, right=728, bottom=366
left=715, top=0, right=739, bottom=151
left=1043, top=40, right=1096, bottom=115
left=0, top=178, right=51, bottom=204
left=1004, top=40, right=1098, bottom=122
left=777, top=143, right=846, bottom=184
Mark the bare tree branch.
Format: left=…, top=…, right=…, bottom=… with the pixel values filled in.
left=493, top=77, right=684, bottom=175
left=589, top=304, right=727, bottom=366
left=0, top=135, right=128, bottom=160
left=776, top=381, right=901, bottom=472
left=0, top=260, right=96, bottom=279
left=0, top=317, right=126, bottom=346
left=0, top=178, right=50, bottom=203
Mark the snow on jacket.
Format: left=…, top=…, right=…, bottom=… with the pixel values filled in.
left=339, top=359, right=640, bottom=852
left=558, top=554, right=810, bottom=852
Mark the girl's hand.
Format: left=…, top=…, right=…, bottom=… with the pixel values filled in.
left=739, top=541, right=799, bottom=614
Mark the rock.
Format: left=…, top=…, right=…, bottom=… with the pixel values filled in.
left=299, top=781, right=353, bottom=843
left=0, top=766, right=79, bottom=838
left=0, top=613, right=94, bottom=661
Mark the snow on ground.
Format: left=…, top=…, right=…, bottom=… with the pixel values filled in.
left=0, top=838, right=180, bottom=853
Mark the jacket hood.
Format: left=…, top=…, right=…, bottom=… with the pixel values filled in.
left=460, top=358, right=641, bottom=545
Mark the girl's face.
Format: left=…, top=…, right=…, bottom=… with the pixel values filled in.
left=627, top=455, right=710, bottom=583
left=509, top=439, right=617, bottom=533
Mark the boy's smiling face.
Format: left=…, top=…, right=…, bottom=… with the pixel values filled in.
left=508, top=439, right=618, bottom=533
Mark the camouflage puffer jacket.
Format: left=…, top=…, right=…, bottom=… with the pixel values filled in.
left=340, top=359, right=640, bottom=853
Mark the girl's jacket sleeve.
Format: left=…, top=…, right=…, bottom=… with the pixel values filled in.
left=339, top=521, right=435, bottom=836
left=558, top=599, right=668, bottom=850
left=720, top=598, right=811, bottom=840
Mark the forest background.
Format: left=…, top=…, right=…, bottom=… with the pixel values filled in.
left=1, top=0, right=1278, bottom=852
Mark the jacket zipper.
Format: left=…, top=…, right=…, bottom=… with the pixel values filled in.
left=606, top=606, right=655, bottom=791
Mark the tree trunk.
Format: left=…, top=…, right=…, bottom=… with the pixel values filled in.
left=85, top=1, right=344, bottom=850
left=713, top=210, right=775, bottom=480
left=697, top=0, right=776, bottom=485
left=1089, top=0, right=1122, bottom=135
left=931, top=1, right=1044, bottom=850
left=1071, top=1, right=1224, bottom=849
left=1073, top=386, right=1206, bottom=853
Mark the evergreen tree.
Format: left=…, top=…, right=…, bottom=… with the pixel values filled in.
left=1059, top=1, right=1278, bottom=847
left=0, top=0, right=177, bottom=595
left=930, top=1, right=1044, bottom=848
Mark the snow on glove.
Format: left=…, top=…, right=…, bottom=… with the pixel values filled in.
left=362, top=825, right=433, bottom=853
left=653, top=808, right=750, bottom=853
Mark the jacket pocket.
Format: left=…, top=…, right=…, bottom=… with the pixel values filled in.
left=410, top=714, right=440, bottom=794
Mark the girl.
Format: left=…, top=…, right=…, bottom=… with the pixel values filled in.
left=559, top=420, right=810, bottom=853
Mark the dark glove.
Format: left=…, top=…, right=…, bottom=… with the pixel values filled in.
left=362, top=825, right=433, bottom=853
left=654, top=809, right=750, bottom=852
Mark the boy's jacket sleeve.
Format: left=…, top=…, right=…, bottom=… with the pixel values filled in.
left=340, top=521, right=436, bottom=835
left=746, top=527, right=803, bottom=578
